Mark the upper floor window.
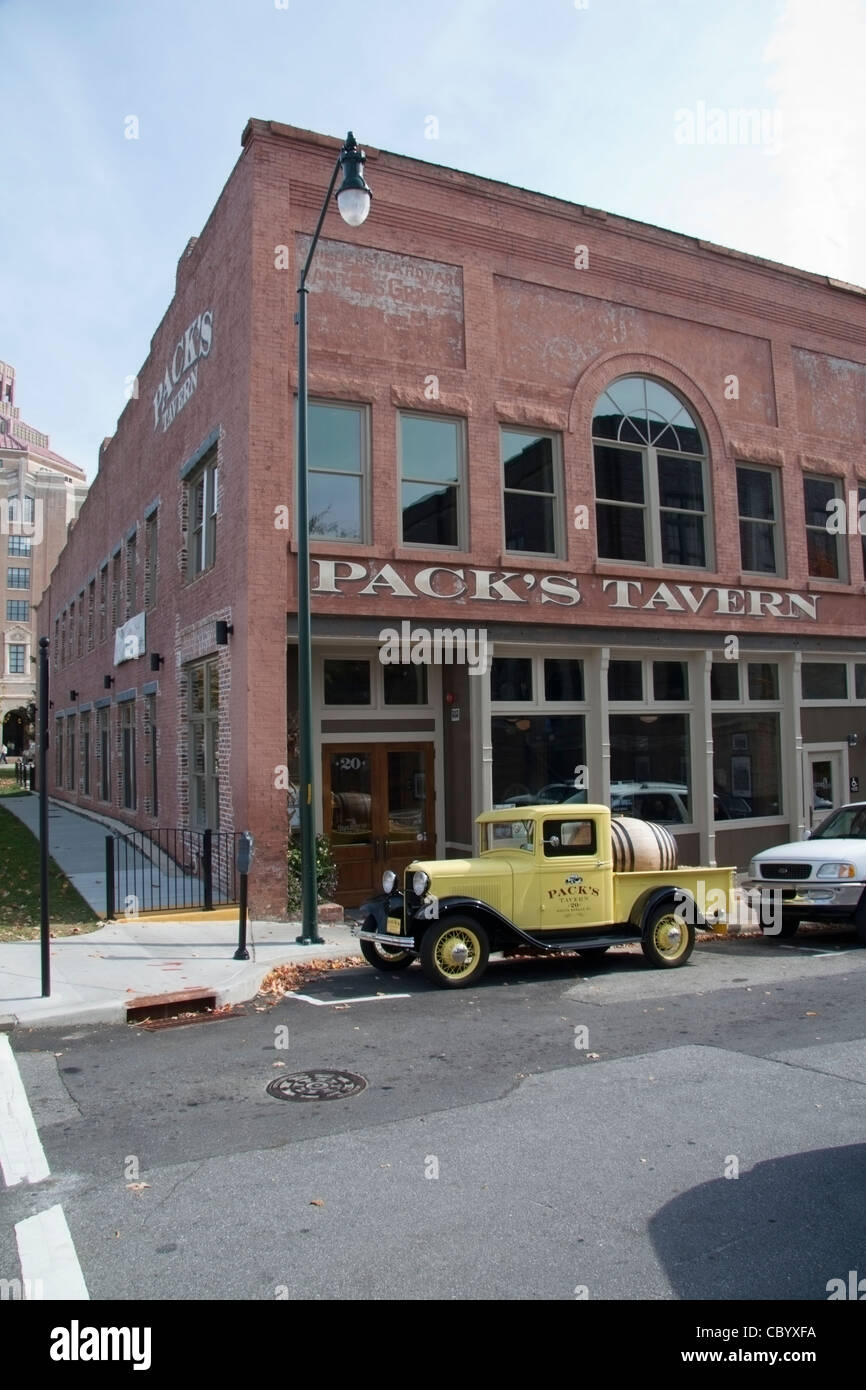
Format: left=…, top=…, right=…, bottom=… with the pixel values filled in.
left=737, top=465, right=782, bottom=575
left=6, top=600, right=28, bottom=621
left=187, top=451, right=218, bottom=579
left=501, top=428, right=561, bottom=556
left=399, top=413, right=464, bottom=548
left=5, top=494, right=35, bottom=525
left=8, top=643, right=25, bottom=674
left=804, top=475, right=845, bottom=580
left=8, top=535, right=31, bottom=556
left=125, top=531, right=137, bottom=619
left=308, top=402, right=367, bottom=542
left=7, top=567, right=29, bottom=589
left=145, top=511, right=158, bottom=609
left=593, top=377, right=710, bottom=568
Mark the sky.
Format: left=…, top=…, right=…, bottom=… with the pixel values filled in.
left=3, top=0, right=865, bottom=479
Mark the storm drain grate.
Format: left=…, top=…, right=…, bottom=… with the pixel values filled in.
left=267, top=1069, right=367, bottom=1102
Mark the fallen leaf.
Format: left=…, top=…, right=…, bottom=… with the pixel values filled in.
left=126, top=1182, right=151, bottom=1193
left=806, top=1011, right=818, bottom=1017
left=586, top=1052, right=600, bottom=1060
left=272, top=1061, right=285, bottom=1068
left=310, top=1199, right=325, bottom=1207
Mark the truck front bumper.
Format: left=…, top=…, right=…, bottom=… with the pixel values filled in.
left=745, top=880, right=864, bottom=910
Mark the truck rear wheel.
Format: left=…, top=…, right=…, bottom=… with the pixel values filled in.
left=420, top=918, right=489, bottom=988
left=641, top=902, right=695, bottom=968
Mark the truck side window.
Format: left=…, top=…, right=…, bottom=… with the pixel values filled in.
left=544, top=819, right=597, bottom=856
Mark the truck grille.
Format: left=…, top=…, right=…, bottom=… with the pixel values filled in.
left=760, top=863, right=811, bottom=880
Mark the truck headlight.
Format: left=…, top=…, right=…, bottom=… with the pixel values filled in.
left=382, top=869, right=397, bottom=893
left=413, top=869, right=430, bottom=896
left=816, top=863, right=857, bottom=879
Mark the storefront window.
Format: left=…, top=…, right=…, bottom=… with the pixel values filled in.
left=544, top=659, right=584, bottom=701
left=712, top=713, right=782, bottom=818
left=747, top=663, right=779, bottom=700
left=492, top=715, right=585, bottom=807
left=710, top=663, right=739, bottom=700
left=802, top=663, right=847, bottom=700
left=653, top=661, right=688, bottom=700
left=608, top=661, right=642, bottom=702
left=609, top=714, right=691, bottom=822
left=491, top=658, right=533, bottom=703
left=323, top=659, right=371, bottom=705
left=383, top=664, right=428, bottom=705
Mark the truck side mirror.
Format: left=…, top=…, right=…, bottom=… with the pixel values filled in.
left=237, top=831, right=255, bottom=875
left=544, top=834, right=561, bottom=849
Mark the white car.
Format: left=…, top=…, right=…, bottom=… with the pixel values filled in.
left=745, top=802, right=866, bottom=942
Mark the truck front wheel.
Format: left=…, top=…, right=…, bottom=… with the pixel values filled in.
left=360, top=937, right=415, bottom=971
left=420, top=918, right=489, bottom=988
left=641, top=902, right=695, bottom=968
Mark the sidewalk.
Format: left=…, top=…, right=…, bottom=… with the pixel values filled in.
left=0, top=795, right=360, bottom=1030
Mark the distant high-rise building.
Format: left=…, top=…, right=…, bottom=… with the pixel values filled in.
left=0, top=360, right=88, bottom=753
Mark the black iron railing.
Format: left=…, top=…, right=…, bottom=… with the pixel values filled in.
left=105, top=827, right=240, bottom=917
left=14, top=760, right=35, bottom=789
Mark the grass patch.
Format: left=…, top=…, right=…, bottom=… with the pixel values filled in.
left=0, top=802, right=101, bottom=940
left=0, top=766, right=27, bottom=798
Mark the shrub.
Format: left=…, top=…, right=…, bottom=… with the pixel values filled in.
left=287, top=833, right=338, bottom=916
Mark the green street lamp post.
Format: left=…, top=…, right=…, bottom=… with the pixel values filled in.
left=295, top=133, right=372, bottom=944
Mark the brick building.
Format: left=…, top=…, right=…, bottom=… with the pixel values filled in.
left=1, top=360, right=87, bottom=754
left=41, top=120, right=866, bottom=916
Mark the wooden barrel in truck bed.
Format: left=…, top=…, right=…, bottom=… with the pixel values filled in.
left=610, top=816, right=678, bottom=872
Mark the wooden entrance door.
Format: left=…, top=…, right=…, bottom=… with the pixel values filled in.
left=323, top=743, right=436, bottom=906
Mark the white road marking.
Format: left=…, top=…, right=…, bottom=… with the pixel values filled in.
left=287, top=992, right=411, bottom=1006
left=0, top=1033, right=50, bottom=1186
left=15, top=1204, right=89, bottom=1300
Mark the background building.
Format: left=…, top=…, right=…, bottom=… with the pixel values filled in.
left=39, top=122, right=866, bottom=916
left=0, top=360, right=87, bottom=754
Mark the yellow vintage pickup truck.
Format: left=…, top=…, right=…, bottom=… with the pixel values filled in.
left=355, top=805, right=734, bottom=988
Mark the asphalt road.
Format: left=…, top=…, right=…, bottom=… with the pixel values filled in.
left=2, top=930, right=866, bottom=1302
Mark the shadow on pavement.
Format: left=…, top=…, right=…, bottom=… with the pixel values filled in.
left=649, top=1143, right=866, bottom=1300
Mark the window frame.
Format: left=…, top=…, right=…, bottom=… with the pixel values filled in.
left=804, top=473, right=846, bottom=582
left=500, top=425, right=564, bottom=559
left=592, top=377, right=713, bottom=570
left=306, top=399, right=370, bottom=544
left=736, top=462, right=784, bottom=578
left=398, top=410, right=467, bottom=551
left=186, top=452, right=218, bottom=581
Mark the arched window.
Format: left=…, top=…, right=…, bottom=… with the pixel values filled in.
left=592, top=376, right=710, bottom=568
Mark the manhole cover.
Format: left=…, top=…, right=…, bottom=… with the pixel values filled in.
left=267, top=1069, right=367, bottom=1102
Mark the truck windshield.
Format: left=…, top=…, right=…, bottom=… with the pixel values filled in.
left=810, top=807, right=866, bottom=839
left=487, top=820, right=534, bottom=852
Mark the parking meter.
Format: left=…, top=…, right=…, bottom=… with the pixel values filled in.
left=234, top=832, right=254, bottom=959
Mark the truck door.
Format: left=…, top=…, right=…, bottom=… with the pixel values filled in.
left=536, top=814, right=613, bottom=933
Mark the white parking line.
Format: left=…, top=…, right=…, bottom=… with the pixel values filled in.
left=287, top=992, right=411, bottom=1006
left=15, top=1204, right=89, bottom=1300
left=0, top=1033, right=50, bottom=1186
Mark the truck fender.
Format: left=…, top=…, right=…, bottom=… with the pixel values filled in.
left=629, top=885, right=704, bottom=932
left=415, top=896, right=535, bottom=952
